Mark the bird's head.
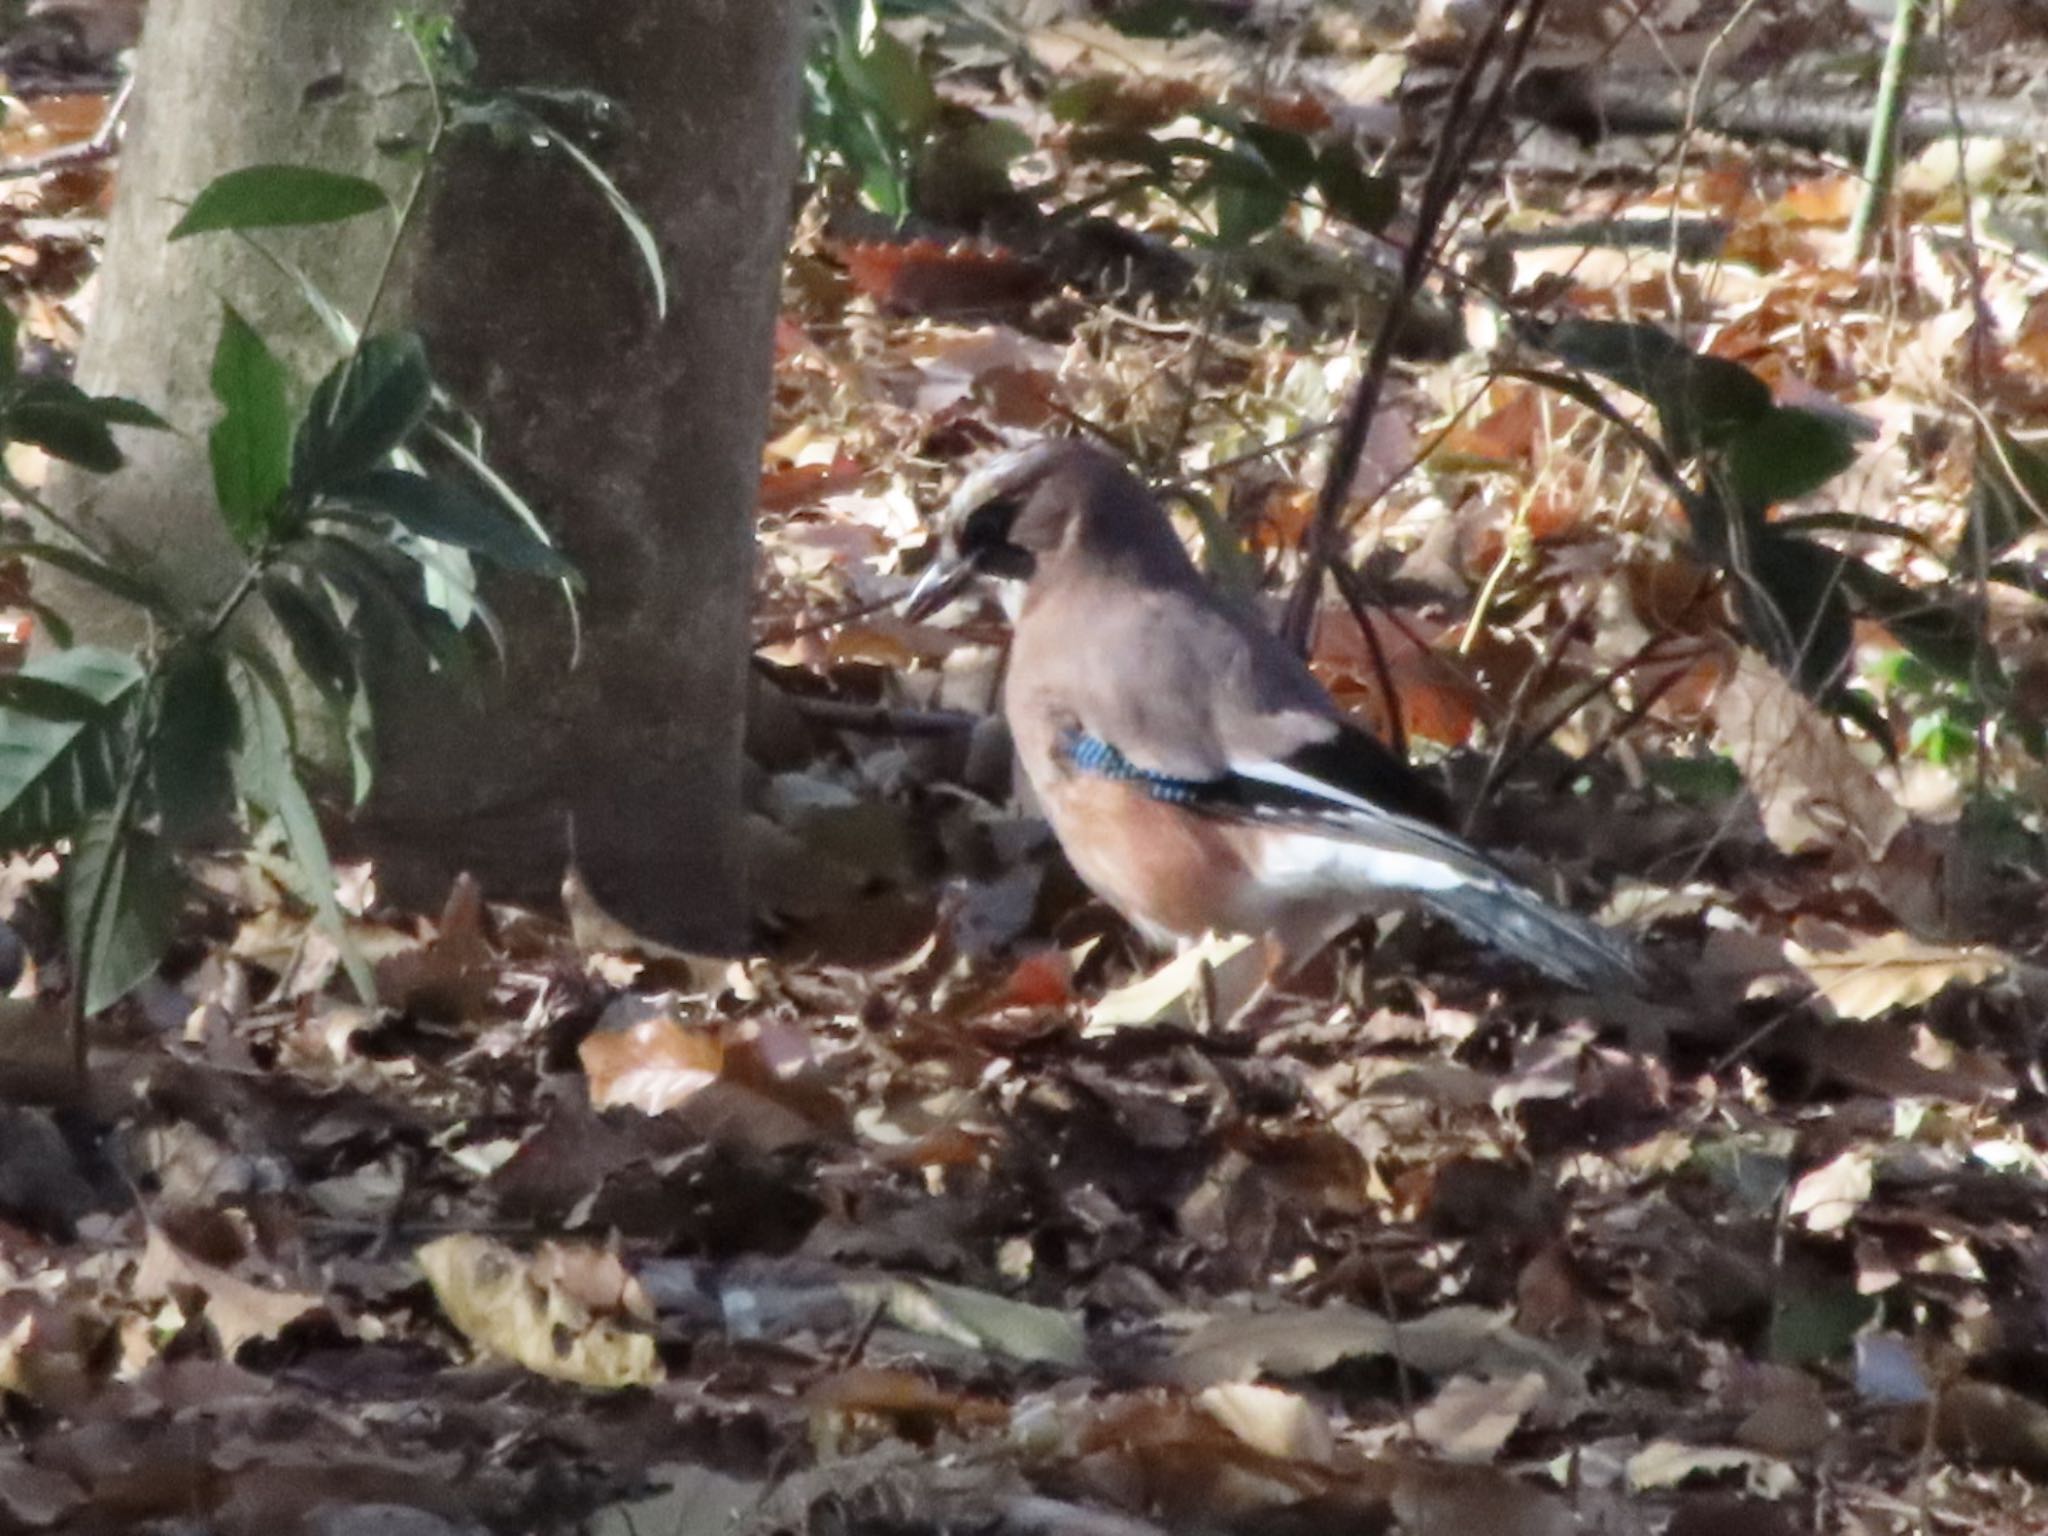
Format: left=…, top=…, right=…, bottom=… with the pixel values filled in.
left=904, top=439, right=1183, bottom=619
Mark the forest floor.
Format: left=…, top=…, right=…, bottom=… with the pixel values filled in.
left=4, top=1, right=2048, bottom=1532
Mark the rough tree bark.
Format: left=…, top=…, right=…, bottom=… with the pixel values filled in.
left=59, top=0, right=805, bottom=947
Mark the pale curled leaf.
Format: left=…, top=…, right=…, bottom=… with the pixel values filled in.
left=133, top=1225, right=321, bottom=1358
left=1712, top=649, right=1905, bottom=859
left=1786, top=930, right=2009, bottom=1020
left=1169, top=1303, right=1582, bottom=1407
left=848, top=1276, right=1087, bottom=1368
left=1412, top=1371, right=1551, bottom=1464
left=1626, top=1440, right=1796, bottom=1495
left=418, top=1234, right=661, bottom=1389
left=1197, top=1383, right=1335, bottom=1465
left=1085, top=933, right=1260, bottom=1032
left=1787, top=1148, right=1873, bottom=1234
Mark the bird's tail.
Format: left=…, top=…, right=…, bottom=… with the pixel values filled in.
left=1414, top=875, right=1647, bottom=993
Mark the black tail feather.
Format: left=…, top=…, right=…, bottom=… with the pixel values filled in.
left=1416, top=876, right=1646, bottom=993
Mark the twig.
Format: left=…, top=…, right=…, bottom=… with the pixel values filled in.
left=1326, top=557, right=1409, bottom=763
left=1468, top=607, right=1675, bottom=821
left=753, top=588, right=909, bottom=649
left=1849, top=0, right=1928, bottom=261
left=1548, top=641, right=1710, bottom=791
left=1934, top=3, right=1997, bottom=799
left=1279, top=0, right=1552, bottom=657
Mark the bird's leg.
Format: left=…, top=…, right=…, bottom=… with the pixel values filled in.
left=1225, top=913, right=1359, bottom=1030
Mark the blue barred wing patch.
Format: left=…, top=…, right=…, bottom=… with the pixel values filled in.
left=1056, top=730, right=1207, bottom=805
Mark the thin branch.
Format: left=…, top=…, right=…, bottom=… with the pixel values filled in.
left=1849, top=0, right=1928, bottom=261
left=1279, top=0, right=1551, bottom=657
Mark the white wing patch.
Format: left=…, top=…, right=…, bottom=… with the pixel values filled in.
left=1228, top=757, right=1387, bottom=816
left=1249, top=826, right=1472, bottom=895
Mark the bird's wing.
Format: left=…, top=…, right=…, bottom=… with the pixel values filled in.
left=1053, top=725, right=1492, bottom=889
left=1052, top=727, right=1647, bottom=992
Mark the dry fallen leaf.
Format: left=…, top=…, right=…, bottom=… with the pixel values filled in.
left=1086, top=933, right=1261, bottom=1032
left=417, top=1234, right=661, bottom=1390
left=1713, top=649, right=1906, bottom=860
left=1412, top=1371, right=1551, bottom=1463
left=1785, top=930, right=2009, bottom=1020
left=1169, top=1303, right=1582, bottom=1409
left=1788, top=1149, right=1874, bottom=1234
left=1196, top=1382, right=1335, bottom=1466
left=133, top=1224, right=323, bottom=1360
left=578, top=1000, right=724, bottom=1115
left=1932, top=1379, right=2048, bottom=1476
left=1626, top=1439, right=1795, bottom=1496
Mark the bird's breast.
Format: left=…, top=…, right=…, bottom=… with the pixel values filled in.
left=1035, top=773, right=1262, bottom=942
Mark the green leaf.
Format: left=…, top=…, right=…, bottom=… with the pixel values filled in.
left=1722, top=407, right=1859, bottom=512
left=1731, top=531, right=1854, bottom=697
left=0, top=540, right=166, bottom=615
left=424, top=417, right=583, bottom=648
left=306, top=530, right=479, bottom=691
left=1965, top=427, right=2048, bottom=565
left=1213, top=178, right=1286, bottom=244
left=1531, top=315, right=1693, bottom=389
left=531, top=122, right=669, bottom=321
left=1775, top=510, right=1937, bottom=551
left=325, top=467, right=577, bottom=579
left=1047, top=76, right=1120, bottom=125
left=7, top=380, right=124, bottom=472
left=65, top=812, right=182, bottom=1016
left=1531, top=318, right=1773, bottom=457
left=0, top=305, right=18, bottom=391
left=152, top=647, right=240, bottom=842
left=261, top=570, right=356, bottom=704
left=837, top=24, right=937, bottom=137
left=292, top=333, right=433, bottom=493
left=1653, top=354, right=1774, bottom=459
left=1065, top=126, right=1176, bottom=175
left=0, top=647, right=143, bottom=843
left=1837, top=558, right=2004, bottom=695
left=1103, top=0, right=1223, bottom=38
left=229, top=661, right=375, bottom=1005
left=1236, top=123, right=1316, bottom=193
left=89, top=397, right=173, bottom=431
left=0, top=674, right=122, bottom=721
left=1768, top=1283, right=1875, bottom=1365
left=208, top=305, right=294, bottom=546
left=1314, top=145, right=1397, bottom=232
left=22, top=600, right=71, bottom=650
left=169, top=164, right=389, bottom=240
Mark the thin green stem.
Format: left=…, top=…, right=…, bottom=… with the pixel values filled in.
left=4, top=473, right=118, bottom=564
left=1850, top=0, right=1927, bottom=262
left=329, top=28, right=447, bottom=430
left=65, top=542, right=271, bottom=1079
left=66, top=681, right=156, bottom=1082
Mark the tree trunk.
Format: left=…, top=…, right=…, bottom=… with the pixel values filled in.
left=58, top=0, right=803, bottom=947
left=57, top=0, right=418, bottom=630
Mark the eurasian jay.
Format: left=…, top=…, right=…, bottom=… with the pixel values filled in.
left=908, top=439, right=1646, bottom=994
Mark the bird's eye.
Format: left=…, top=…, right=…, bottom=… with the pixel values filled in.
left=959, top=495, right=1021, bottom=558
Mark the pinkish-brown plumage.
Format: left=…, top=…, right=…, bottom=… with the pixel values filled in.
left=919, top=439, right=1645, bottom=991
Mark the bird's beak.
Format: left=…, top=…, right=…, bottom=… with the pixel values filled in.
left=902, top=548, right=978, bottom=622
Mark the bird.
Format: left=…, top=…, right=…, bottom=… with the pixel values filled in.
left=906, top=438, right=1647, bottom=995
